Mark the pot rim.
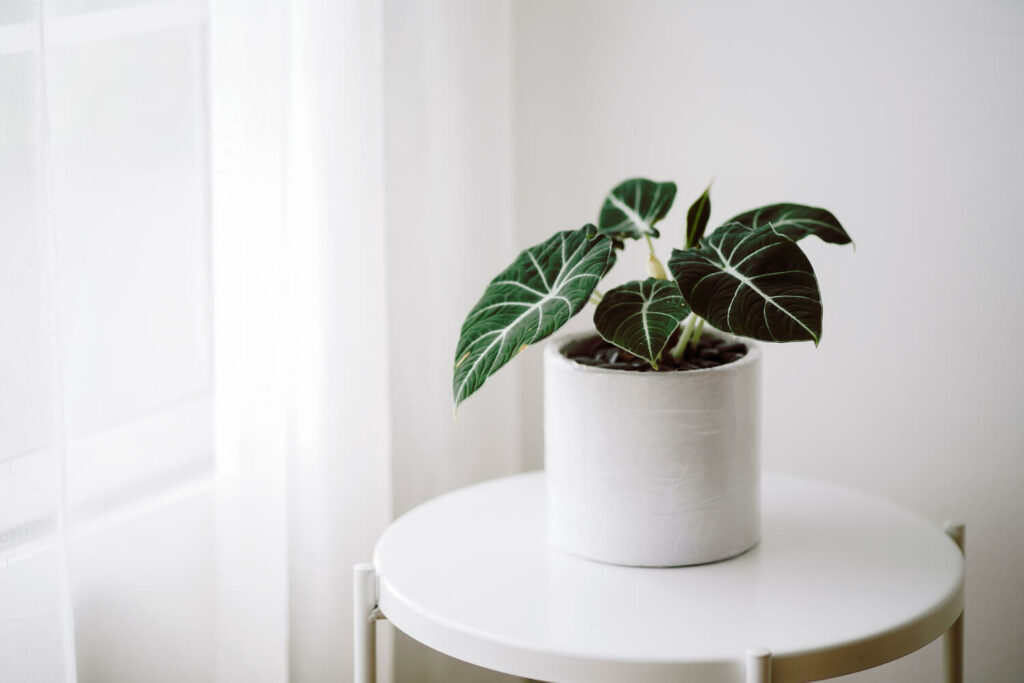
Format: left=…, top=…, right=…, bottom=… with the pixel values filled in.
left=545, top=329, right=761, bottom=378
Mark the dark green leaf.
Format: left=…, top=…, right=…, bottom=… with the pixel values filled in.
left=668, top=222, right=822, bottom=343
left=728, top=203, right=851, bottom=245
left=593, top=279, right=689, bottom=368
left=597, top=178, right=677, bottom=240
left=454, top=225, right=613, bottom=406
left=685, top=184, right=712, bottom=248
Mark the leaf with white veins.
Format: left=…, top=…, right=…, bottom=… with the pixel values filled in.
left=685, top=183, right=712, bottom=248
left=454, top=225, right=613, bottom=407
left=593, top=279, right=689, bottom=368
left=728, top=203, right=851, bottom=245
left=668, top=222, right=822, bottom=343
left=597, top=178, right=677, bottom=240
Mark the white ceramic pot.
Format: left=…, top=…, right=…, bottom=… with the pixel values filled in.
left=543, top=332, right=761, bottom=567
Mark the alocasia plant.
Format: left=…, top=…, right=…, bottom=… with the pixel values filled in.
left=453, top=177, right=852, bottom=407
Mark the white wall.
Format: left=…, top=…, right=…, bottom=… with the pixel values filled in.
left=513, top=1, right=1024, bottom=680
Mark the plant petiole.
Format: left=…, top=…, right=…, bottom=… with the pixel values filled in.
left=644, top=234, right=657, bottom=256
left=689, top=318, right=705, bottom=350
left=644, top=235, right=668, bottom=280
left=668, top=314, right=696, bottom=362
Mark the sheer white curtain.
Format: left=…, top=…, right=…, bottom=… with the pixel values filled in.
left=3, top=0, right=215, bottom=681
left=0, top=4, right=78, bottom=680
left=216, top=0, right=527, bottom=679
left=382, top=1, right=525, bottom=680
left=3, top=0, right=524, bottom=681
left=209, top=0, right=289, bottom=680
left=212, top=0, right=397, bottom=678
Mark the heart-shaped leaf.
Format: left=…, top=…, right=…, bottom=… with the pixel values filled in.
left=728, top=203, right=851, bottom=245
left=669, top=222, right=822, bottom=343
left=598, top=178, right=677, bottom=240
left=593, top=279, right=689, bottom=368
left=454, top=225, right=614, bottom=407
left=685, top=183, right=712, bottom=248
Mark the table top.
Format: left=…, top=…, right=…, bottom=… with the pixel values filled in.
left=374, top=472, right=964, bottom=683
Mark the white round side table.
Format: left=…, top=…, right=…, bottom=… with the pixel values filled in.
left=354, top=472, right=965, bottom=683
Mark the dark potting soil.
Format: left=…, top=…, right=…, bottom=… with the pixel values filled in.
left=563, top=333, right=747, bottom=372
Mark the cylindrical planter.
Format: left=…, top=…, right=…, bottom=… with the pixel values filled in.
left=544, top=333, right=761, bottom=567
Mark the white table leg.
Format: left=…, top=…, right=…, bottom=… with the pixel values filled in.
left=354, top=563, right=378, bottom=683
left=746, top=647, right=771, bottom=683
left=943, top=522, right=965, bottom=683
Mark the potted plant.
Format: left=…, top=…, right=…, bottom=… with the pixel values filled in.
left=454, top=178, right=852, bottom=566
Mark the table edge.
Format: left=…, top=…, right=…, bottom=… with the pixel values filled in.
left=374, top=471, right=965, bottom=682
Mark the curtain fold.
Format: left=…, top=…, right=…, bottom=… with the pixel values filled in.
left=210, top=1, right=289, bottom=681
left=217, top=1, right=525, bottom=678
left=218, top=0, right=522, bottom=679
left=211, top=0, right=395, bottom=679
left=285, top=0, right=393, bottom=679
